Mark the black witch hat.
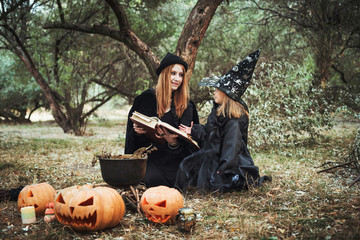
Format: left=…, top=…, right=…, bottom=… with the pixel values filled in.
left=156, top=53, right=188, bottom=76
left=199, top=49, right=261, bottom=104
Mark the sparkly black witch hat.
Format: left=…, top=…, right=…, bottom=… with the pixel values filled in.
left=199, top=49, right=261, bottom=104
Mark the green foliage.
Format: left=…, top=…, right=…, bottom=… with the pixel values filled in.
left=176, top=0, right=358, bottom=148
left=0, top=52, right=47, bottom=122
left=255, top=0, right=360, bottom=89
left=126, top=1, right=179, bottom=48
left=191, top=0, right=310, bottom=105
left=125, top=0, right=196, bottom=55
left=247, top=57, right=337, bottom=147
left=1, top=0, right=358, bottom=137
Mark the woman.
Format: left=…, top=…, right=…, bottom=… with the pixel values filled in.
left=176, top=49, right=270, bottom=193
left=125, top=52, right=199, bottom=188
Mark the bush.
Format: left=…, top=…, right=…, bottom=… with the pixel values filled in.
left=0, top=54, right=47, bottom=122
left=246, top=58, right=337, bottom=148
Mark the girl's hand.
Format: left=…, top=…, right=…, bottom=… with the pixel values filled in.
left=133, top=123, right=147, bottom=135
left=155, top=125, right=178, bottom=146
left=179, top=122, right=193, bottom=135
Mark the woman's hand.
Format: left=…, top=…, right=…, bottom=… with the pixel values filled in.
left=179, top=122, right=193, bottom=135
left=155, top=125, right=178, bottom=146
left=133, top=123, right=147, bottom=135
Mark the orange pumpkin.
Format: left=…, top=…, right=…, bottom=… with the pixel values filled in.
left=54, top=185, right=125, bottom=231
left=140, top=185, right=184, bottom=224
left=18, top=182, right=56, bottom=216
left=54, top=185, right=93, bottom=225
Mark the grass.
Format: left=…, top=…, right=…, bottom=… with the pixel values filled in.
left=0, top=120, right=359, bottom=239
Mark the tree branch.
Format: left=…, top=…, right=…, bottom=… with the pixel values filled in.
left=331, top=64, right=347, bottom=84
left=91, top=78, right=136, bottom=99
left=0, top=0, right=28, bottom=22
left=44, top=22, right=124, bottom=40
left=82, top=92, right=117, bottom=120
left=104, top=0, right=129, bottom=32
left=177, top=0, right=224, bottom=81
left=251, top=0, right=313, bottom=29
left=56, top=0, right=65, bottom=23
left=43, top=22, right=158, bottom=82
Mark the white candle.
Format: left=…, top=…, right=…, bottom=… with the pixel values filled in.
left=21, top=206, right=36, bottom=224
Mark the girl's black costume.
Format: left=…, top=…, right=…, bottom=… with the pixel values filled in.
left=125, top=88, right=199, bottom=188
left=175, top=102, right=264, bottom=193
left=176, top=49, right=270, bottom=193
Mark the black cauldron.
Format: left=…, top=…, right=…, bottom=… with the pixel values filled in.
left=99, top=156, right=147, bottom=187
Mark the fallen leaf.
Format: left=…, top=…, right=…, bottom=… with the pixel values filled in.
left=266, top=192, right=275, bottom=197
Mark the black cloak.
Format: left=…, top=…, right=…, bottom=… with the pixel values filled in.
left=125, top=88, right=199, bottom=188
left=175, top=102, right=268, bottom=193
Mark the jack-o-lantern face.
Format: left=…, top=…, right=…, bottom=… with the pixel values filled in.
left=18, top=183, right=56, bottom=216
left=54, top=185, right=92, bottom=225
left=140, top=186, right=184, bottom=224
left=54, top=186, right=125, bottom=232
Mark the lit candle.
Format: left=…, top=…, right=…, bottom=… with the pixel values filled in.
left=21, top=206, right=36, bottom=224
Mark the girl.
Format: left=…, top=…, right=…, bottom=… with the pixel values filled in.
left=125, top=52, right=199, bottom=188
left=176, top=49, right=269, bottom=193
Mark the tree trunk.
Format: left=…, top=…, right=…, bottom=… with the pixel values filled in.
left=15, top=48, right=72, bottom=133
left=176, top=0, right=224, bottom=81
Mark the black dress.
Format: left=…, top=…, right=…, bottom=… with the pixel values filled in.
left=175, top=102, right=268, bottom=193
left=125, top=88, right=199, bottom=188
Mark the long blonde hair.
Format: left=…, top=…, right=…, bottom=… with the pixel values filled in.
left=217, top=94, right=249, bottom=119
left=156, top=64, right=189, bottom=118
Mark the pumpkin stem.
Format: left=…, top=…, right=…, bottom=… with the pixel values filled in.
left=33, top=174, right=37, bottom=184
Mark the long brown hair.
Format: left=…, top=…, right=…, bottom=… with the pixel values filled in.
left=217, top=93, right=249, bottom=119
left=156, top=64, right=189, bottom=118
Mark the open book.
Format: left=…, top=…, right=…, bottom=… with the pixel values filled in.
left=130, top=111, right=200, bottom=150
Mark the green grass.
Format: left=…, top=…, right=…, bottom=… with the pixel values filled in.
left=0, top=121, right=359, bottom=239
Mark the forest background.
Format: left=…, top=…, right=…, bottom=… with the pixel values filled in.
left=1, top=0, right=359, bottom=139
left=0, top=0, right=360, bottom=239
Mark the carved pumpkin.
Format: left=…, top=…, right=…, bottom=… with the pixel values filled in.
left=140, top=185, right=184, bottom=224
left=54, top=185, right=125, bottom=232
left=54, top=185, right=93, bottom=225
left=18, top=182, right=56, bottom=216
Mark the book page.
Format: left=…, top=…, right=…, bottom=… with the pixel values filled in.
left=130, top=111, right=199, bottom=149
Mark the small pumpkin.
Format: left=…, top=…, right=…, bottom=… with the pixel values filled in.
left=54, top=185, right=93, bottom=225
left=54, top=185, right=125, bottom=232
left=18, top=182, right=56, bottom=216
left=140, top=185, right=184, bottom=224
